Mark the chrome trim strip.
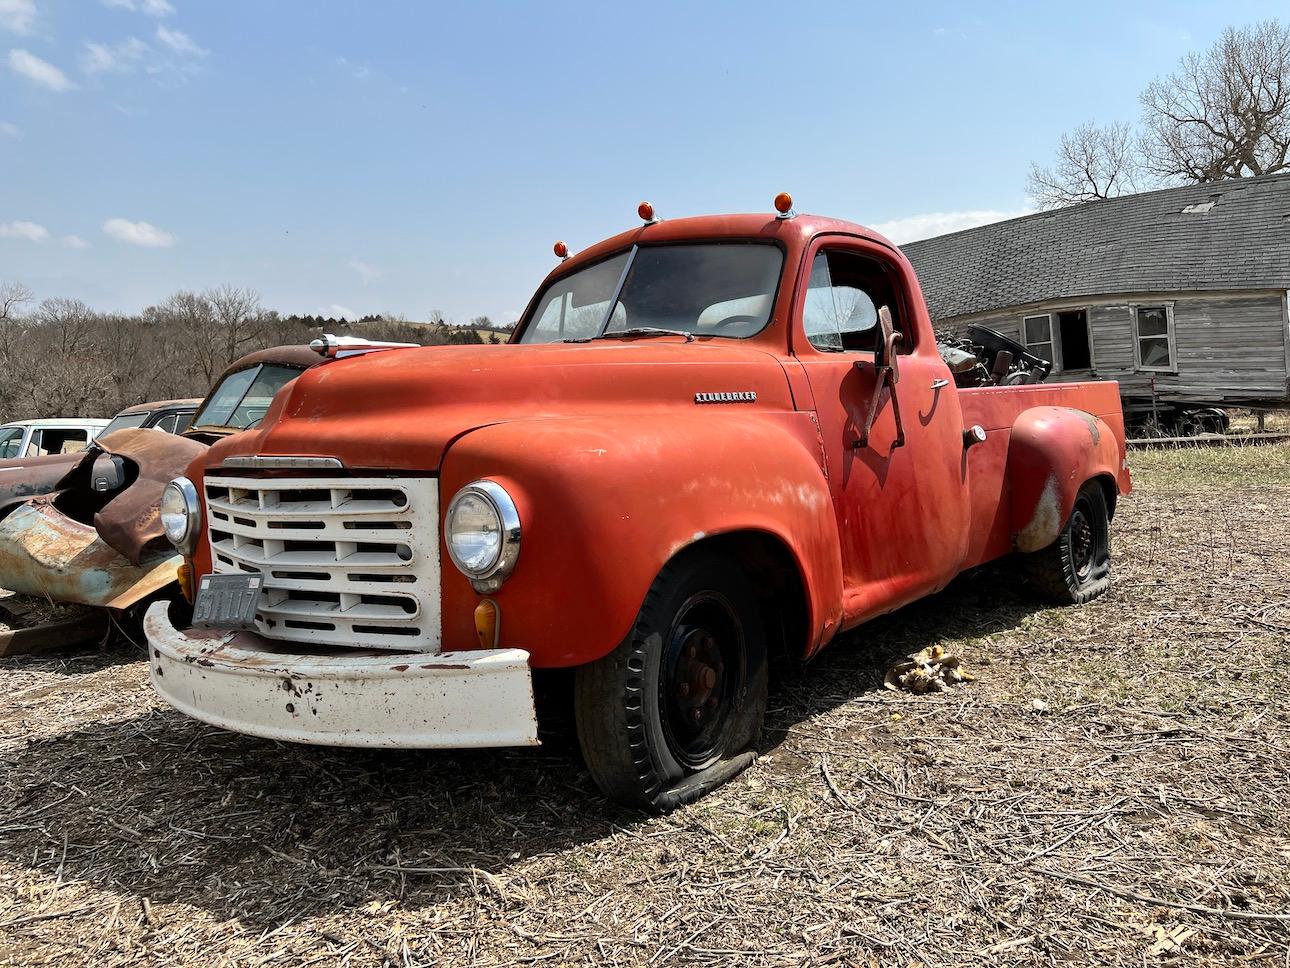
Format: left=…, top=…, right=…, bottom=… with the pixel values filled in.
left=220, top=456, right=345, bottom=470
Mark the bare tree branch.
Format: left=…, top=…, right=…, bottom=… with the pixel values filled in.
left=1141, top=19, right=1290, bottom=182
left=1027, top=121, right=1144, bottom=209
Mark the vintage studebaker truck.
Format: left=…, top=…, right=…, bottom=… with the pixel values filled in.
left=146, top=198, right=1130, bottom=809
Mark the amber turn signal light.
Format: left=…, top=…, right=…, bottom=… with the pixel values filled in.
left=774, top=192, right=793, bottom=214
left=177, top=561, right=194, bottom=602
left=638, top=201, right=655, bottom=222
left=553, top=240, right=569, bottom=259
left=474, top=598, right=500, bottom=650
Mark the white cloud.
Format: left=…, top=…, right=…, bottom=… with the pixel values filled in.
left=0, top=120, right=18, bottom=137
left=7, top=48, right=77, bottom=91
left=61, top=234, right=89, bottom=248
left=350, top=259, right=380, bottom=285
left=102, top=217, right=175, bottom=247
left=155, top=24, right=206, bottom=56
left=102, top=0, right=174, bottom=15
left=81, top=37, right=149, bottom=74
left=869, top=208, right=1032, bottom=244
left=0, top=219, right=50, bottom=242
left=322, top=304, right=357, bottom=320
left=0, top=0, right=36, bottom=34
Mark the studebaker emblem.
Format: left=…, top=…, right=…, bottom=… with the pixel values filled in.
left=695, top=391, right=757, bottom=404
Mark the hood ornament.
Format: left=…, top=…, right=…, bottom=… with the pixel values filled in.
left=309, top=334, right=419, bottom=359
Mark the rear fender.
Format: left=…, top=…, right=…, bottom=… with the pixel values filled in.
left=1007, top=406, right=1126, bottom=553
left=438, top=413, right=843, bottom=668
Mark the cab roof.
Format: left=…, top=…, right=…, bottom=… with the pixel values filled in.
left=553, top=212, right=897, bottom=277
left=116, top=398, right=202, bottom=416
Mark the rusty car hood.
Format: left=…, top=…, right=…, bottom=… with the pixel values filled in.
left=206, top=341, right=797, bottom=472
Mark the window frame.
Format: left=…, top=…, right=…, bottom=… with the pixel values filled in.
left=792, top=236, right=916, bottom=358
left=1022, top=313, right=1057, bottom=368
left=1130, top=302, right=1177, bottom=374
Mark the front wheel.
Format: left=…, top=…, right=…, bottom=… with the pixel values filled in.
left=1022, top=480, right=1112, bottom=603
left=574, top=550, right=767, bottom=811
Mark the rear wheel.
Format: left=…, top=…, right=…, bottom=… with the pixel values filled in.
left=574, top=550, right=767, bottom=811
left=1022, top=481, right=1112, bottom=604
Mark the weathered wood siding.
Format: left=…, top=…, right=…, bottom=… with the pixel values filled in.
left=940, top=290, right=1290, bottom=404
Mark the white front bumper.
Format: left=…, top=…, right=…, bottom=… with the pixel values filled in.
left=144, top=602, right=538, bottom=749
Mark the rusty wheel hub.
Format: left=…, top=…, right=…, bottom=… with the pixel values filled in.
left=659, top=592, right=743, bottom=769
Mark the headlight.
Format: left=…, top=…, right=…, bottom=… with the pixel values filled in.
left=444, top=480, right=520, bottom=590
left=160, top=477, right=201, bottom=555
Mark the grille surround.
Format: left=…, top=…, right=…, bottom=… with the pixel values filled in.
left=204, top=474, right=441, bottom=652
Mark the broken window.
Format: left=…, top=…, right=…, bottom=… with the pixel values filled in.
left=1133, top=305, right=1175, bottom=371
left=1023, top=310, right=1092, bottom=371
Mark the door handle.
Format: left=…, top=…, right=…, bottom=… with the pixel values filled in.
left=930, top=378, right=949, bottom=390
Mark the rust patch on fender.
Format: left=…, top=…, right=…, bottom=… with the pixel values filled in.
left=1015, top=476, right=1062, bottom=553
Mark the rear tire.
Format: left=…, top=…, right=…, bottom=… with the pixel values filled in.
left=1022, top=481, right=1112, bottom=604
left=574, top=550, right=767, bottom=811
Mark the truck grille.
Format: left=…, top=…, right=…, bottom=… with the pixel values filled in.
left=204, top=475, right=441, bottom=651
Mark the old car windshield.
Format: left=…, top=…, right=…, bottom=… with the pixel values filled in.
left=519, top=243, right=783, bottom=343
left=99, top=412, right=150, bottom=436
left=192, top=364, right=300, bottom=430
left=0, top=427, right=24, bottom=459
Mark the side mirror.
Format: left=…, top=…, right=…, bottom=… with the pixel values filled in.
left=874, top=305, right=901, bottom=384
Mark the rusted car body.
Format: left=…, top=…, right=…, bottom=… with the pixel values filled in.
left=0, top=347, right=320, bottom=609
left=145, top=204, right=1132, bottom=809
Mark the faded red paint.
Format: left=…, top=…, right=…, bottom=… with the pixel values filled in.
left=185, top=212, right=1131, bottom=667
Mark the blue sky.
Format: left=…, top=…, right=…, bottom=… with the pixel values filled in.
left=1, top=0, right=1285, bottom=323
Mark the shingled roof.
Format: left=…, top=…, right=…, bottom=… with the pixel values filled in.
left=901, top=172, right=1290, bottom=321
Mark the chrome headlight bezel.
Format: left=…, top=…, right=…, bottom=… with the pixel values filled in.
left=444, top=479, right=521, bottom=591
left=161, top=476, right=201, bottom=555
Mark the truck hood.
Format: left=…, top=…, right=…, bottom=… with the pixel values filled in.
left=207, top=341, right=795, bottom=472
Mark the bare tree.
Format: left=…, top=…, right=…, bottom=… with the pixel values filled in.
left=0, top=281, right=33, bottom=321
left=1027, top=121, right=1143, bottom=209
left=1141, top=19, right=1290, bottom=182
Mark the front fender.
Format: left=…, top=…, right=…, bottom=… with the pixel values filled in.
left=1007, top=406, right=1127, bottom=553
left=438, top=412, right=843, bottom=668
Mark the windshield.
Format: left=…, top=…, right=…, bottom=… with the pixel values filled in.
left=99, top=411, right=150, bottom=437
left=0, top=427, right=23, bottom=459
left=519, top=243, right=783, bottom=343
left=192, top=364, right=301, bottom=430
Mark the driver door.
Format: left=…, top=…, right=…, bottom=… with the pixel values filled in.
left=794, top=240, right=967, bottom=625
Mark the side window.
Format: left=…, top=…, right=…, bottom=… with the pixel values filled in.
left=153, top=413, right=178, bottom=434
left=1133, top=305, right=1175, bottom=371
left=30, top=429, right=89, bottom=455
left=173, top=411, right=194, bottom=433
left=802, top=250, right=904, bottom=353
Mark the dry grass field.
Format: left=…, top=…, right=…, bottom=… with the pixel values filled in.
left=2, top=444, right=1288, bottom=967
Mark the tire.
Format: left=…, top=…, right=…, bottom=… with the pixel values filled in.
left=574, top=550, right=767, bottom=811
left=1022, top=481, right=1112, bottom=604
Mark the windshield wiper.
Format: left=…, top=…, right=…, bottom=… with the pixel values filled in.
left=593, top=327, right=695, bottom=342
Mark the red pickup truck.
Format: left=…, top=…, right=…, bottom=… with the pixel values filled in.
left=145, top=198, right=1130, bottom=809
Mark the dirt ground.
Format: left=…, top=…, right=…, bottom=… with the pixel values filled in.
left=2, top=444, right=1288, bottom=967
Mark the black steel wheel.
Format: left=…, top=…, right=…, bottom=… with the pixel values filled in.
left=574, top=549, right=767, bottom=811
left=1022, top=481, right=1112, bottom=604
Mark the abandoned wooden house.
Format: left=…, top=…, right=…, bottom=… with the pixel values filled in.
left=903, top=172, right=1290, bottom=426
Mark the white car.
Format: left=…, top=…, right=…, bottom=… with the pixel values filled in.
left=0, top=418, right=111, bottom=460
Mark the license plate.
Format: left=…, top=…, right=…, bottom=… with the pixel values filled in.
left=192, top=573, right=263, bottom=631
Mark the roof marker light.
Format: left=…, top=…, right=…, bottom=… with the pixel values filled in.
left=774, top=192, right=795, bottom=219
left=638, top=201, right=660, bottom=225
left=553, top=240, right=569, bottom=260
